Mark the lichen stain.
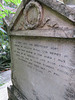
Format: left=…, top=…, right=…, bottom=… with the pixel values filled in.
left=64, top=87, right=75, bottom=100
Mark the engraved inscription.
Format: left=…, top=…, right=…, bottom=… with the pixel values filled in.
left=11, top=37, right=75, bottom=100
left=13, top=38, right=75, bottom=78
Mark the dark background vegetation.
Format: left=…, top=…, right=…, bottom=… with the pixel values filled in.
left=0, top=0, right=21, bottom=71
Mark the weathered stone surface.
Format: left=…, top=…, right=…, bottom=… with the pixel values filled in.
left=8, top=85, right=27, bottom=100
left=10, top=36, right=75, bottom=100
left=63, top=0, right=75, bottom=5
left=37, top=0, right=75, bottom=22
left=7, top=0, right=75, bottom=100
left=10, top=29, right=75, bottom=38
left=13, top=2, right=75, bottom=32
left=8, top=0, right=75, bottom=30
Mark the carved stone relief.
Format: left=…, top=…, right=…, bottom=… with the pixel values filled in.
left=38, top=18, right=59, bottom=29
left=13, top=1, right=74, bottom=31
left=13, top=1, right=43, bottom=30
left=23, top=1, right=43, bottom=29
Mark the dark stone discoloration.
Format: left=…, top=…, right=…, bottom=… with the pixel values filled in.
left=65, top=87, right=75, bottom=100
left=32, top=90, right=40, bottom=100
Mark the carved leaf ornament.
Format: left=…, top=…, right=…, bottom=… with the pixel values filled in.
left=23, top=1, right=43, bottom=29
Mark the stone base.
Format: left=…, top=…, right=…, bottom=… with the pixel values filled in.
left=7, top=85, right=27, bottom=100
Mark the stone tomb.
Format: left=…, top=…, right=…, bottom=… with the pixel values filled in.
left=7, top=0, right=75, bottom=100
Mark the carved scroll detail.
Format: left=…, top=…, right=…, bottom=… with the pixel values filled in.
left=39, top=18, right=59, bottom=29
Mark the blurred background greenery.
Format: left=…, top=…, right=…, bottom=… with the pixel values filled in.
left=0, top=0, right=22, bottom=71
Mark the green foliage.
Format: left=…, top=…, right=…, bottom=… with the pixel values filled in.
left=0, top=24, right=10, bottom=70
left=0, top=83, right=5, bottom=86
left=0, top=4, right=7, bottom=18
left=0, top=2, right=16, bottom=19
left=5, top=0, right=21, bottom=5
left=4, top=0, right=22, bottom=7
left=0, top=0, right=21, bottom=70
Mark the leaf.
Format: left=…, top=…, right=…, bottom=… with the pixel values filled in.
left=4, top=9, right=8, bottom=15
left=0, top=11, right=4, bottom=14
left=0, top=3, right=4, bottom=9
left=4, top=0, right=10, bottom=3
left=0, top=12, right=6, bottom=18
left=18, top=0, right=22, bottom=4
left=0, top=27, right=6, bottom=33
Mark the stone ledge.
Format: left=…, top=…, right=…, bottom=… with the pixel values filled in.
left=7, top=85, right=28, bottom=100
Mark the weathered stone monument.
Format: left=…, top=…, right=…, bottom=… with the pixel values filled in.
left=7, top=0, right=75, bottom=100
